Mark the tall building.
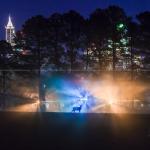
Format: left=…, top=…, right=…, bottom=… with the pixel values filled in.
left=5, top=15, right=15, bottom=46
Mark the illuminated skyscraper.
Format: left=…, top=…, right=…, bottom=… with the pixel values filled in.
left=5, top=15, right=15, bottom=45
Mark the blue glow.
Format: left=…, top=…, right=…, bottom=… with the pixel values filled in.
left=41, top=73, right=98, bottom=112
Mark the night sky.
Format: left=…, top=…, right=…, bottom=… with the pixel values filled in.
left=0, top=0, right=150, bottom=39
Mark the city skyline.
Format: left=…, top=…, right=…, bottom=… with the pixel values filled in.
left=0, top=0, right=150, bottom=39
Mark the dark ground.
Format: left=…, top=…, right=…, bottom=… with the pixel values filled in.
left=0, top=113, right=150, bottom=150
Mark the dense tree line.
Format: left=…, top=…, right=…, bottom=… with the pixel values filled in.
left=1, top=5, right=150, bottom=72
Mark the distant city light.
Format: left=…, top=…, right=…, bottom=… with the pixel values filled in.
left=117, top=23, right=126, bottom=31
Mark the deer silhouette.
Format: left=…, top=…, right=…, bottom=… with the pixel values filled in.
left=72, top=105, right=82, bottom=113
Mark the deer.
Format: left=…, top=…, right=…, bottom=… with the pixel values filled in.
left=72, top=105, right=82, bottom=113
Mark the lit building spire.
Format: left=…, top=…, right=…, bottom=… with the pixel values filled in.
left=7, top=15, right=14, bottom=28
left=5, top=15, right=15, bottom=45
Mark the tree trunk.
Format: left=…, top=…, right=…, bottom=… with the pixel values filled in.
left=112, top=41, right=116, bottom=79
left=85, top=48, right=89, bottom=71
left=130, top=36, right=134, bottom=80
left=37, top=45, right=42, bottom=102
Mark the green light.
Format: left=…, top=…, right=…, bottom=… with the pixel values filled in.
left=118, top=23, right=124, bottom=29
left=117, top=23, right=125, bottom=31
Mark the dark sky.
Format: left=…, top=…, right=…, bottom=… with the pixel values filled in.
left=0, top=0, right=150, bottom=39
